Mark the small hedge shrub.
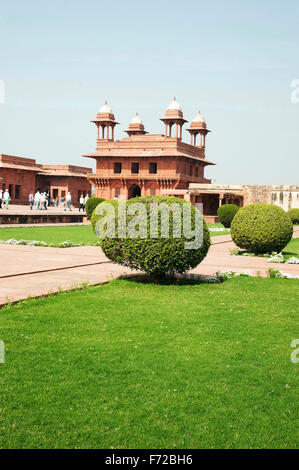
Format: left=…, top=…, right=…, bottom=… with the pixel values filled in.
left=217, top=204, right=239, bottom=228
left=85, top=197, right=105, bottom=219
left=287, top=208, right=299, bottom=225
left=231, top=203, right=293, bottom=254
left=91, top=196, right=211, bottom=277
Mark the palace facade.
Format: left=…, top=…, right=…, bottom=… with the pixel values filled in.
left=83, top=99, right=299, bottom=220
left=83, top=98, right=214, bottom=200
left=0, top=154, right=92, bottom=206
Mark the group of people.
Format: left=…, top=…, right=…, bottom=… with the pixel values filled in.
left=79, top=193, right=89, bottom=212
left=0, top=188, right=89, bottom=211
left=29, top=191, right=50, bottom=210
left=0, top=189, right=11, bottom=209
left=28, top=190, right=89, bottom=212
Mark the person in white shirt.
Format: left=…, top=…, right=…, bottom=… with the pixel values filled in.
left=40, top=192, right=46, bottom=210
left=79, top=194, right=85, bottom=212
left=84, top=194, right=89, bottom=205
left=34, top=190, right=41, bottom=210
left=3, top=189, right=10, bottom=209
left=64, top=192, right=72, bottom=211
left=0, top=189, right=3, bottom=209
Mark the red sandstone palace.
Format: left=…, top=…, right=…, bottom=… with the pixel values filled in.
left=83, top=98, right=214, bottom=201
left=0, top=154, right=91, bottom=206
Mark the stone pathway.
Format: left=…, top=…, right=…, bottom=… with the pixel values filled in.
left=0, top=204, right=85, bottom=215
left=0, top=227, right=298, bottom=307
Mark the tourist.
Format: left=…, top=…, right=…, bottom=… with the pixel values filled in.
left=29, top=192, right=34, bottom=210
left=79, top=194, right=85, bottom=212
left=64, top=192, right=72, bottom=211
left=40, top=192, right=45, bottom=210
left=43, top=192, right=48, bottom=210
left=34, top=190, right=41, bottom=210
left=46, top=192, right=50, bottom=208
left=3, top=189, right=10, bottom=209
left=0, top=189, right=2, bottom=209
left=84, top=193, right=89, bottom=206
left=60, top=195, right=64, bottom=208
left=55, top=197, right=59, bottom=208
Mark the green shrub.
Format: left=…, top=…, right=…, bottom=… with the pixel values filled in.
left=231, top=203, right=293, bottom=254
left=91, top=196, right=211, bottom=277
left=287, top=208, right=299, bottom=225
left=217, top=204, right=240, bottom=228
left=85, top=197, right=105, bottom=219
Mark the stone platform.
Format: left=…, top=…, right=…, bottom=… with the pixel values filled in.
left=0, top=204, right=88, bottom=225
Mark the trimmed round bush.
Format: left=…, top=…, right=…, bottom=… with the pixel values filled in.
left=91, top=196, right=211, bottom=277
left=231, top=203, right=293, bottom=254
left=217, top=204, right=239, bottom=228
left=287, top=208, right=299, bottom=225
left=85, top=197, right=105, bottom=219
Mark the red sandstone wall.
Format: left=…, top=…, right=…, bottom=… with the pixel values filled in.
left=0, top=168, right=36, bottom=204
left=36, top=175, right=91, bottom=207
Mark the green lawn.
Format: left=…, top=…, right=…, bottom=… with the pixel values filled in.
left=0, top=277, right=298, bottom=449
left=0, top=223, right=229, bottom=246
left=0, top=225, right=98, bottom=246
left=207, top=222, right=230, bottom=237
left=282, top=238, right=299, bottom=260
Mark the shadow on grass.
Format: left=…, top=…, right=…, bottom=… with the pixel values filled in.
left=282, top=250, right=298, bottom=257
left=119, top=273, right=225, bottom=286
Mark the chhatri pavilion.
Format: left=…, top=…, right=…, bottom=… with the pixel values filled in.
left=83, top=98, right=215, bottom=201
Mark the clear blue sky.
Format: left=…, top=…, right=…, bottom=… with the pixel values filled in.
left=0, top=0, right=298, bottom=184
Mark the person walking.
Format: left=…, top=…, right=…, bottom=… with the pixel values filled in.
left=34, top=190, right=41, bottom=210
left=40, top=192, right=46, bottom=210
left=29, top=192, right=34, bottom=210
left=64, top=192, right=72, bottom=211
left=79, top=194, right=85, bottom=212
left=0, top=189, right=3, bottom=209
left=3, top=189, right=10, bottom=209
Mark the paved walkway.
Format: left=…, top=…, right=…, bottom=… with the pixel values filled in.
left=0, top=227, right=298, bottom=307
left=0, top=204, right=85, bottom=215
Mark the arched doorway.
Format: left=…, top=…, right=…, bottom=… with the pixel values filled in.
left=129, top=184, right=141, bottom=199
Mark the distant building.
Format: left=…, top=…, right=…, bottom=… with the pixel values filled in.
left=83, top=99, right=299, bottom=221
left=0, top=154, right=91, bottom=205
left=83, top=98, right=214, bottom=200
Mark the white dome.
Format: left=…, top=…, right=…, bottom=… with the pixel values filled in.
left=131, top=113, right=143, bottom=124
left=167, top=97, right=182, bottom=111
left=192, top=110, right=206, bottom=123
left=99, top=101, right=112, bottom=114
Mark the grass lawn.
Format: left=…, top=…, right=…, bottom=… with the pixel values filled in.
left=282, top=238, right=299, bottom=260
left=0, top=277, right=298, bottom=449
left=207, top=222, right=230, bottom=237
left=0, top=223, right=229, bottom=246
left=0, top=225, right=98, bottom=246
